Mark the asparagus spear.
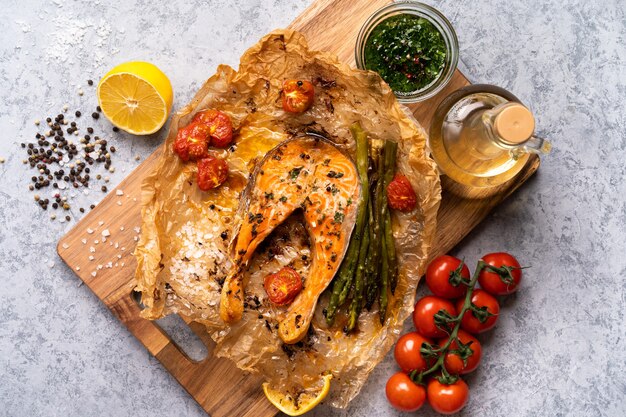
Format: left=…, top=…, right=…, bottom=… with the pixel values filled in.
left=364, top=194, right=377, bottom=309
left=379, top=231, right=389, bottom=324
left=337, top=123, right=370, bottom=304
left=325, top=122, right=370, bottom=325
left=381, top=141, right=398, bottom=294
left=346, top=214, right=370, bottom=332
left=366, top=154, right=384, bottom=309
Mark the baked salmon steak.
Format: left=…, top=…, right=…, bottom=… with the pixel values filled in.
left=134, top=30, right=441, bottom=410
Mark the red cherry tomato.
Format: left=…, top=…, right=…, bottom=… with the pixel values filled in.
left=192, top=109, right=234, bottom=148
left=387, top=173, right=417, bottom=211
left=263, top=267, right=303, bottom=306
left=425, top=255, right=470, bottom=299
left=427, top=378, right=469, bottom=415
left=394, top=332, right=434, bottom=373
left=456, top=289, right=500, bottom=334
left=412, top=296, right=457, bottom=338
left=479, top=252, right=523, bottom=295
left=385, top=372, right=426, bottom=412
left=282, top=79, right=315, bottom=113
left=173, top=122, right=212, bottom=161
left=438, top=329, right=482, bottom=375
left=196, top=156, right=228, bottom=191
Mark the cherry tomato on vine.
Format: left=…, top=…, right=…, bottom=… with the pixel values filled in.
left=427, top=378, right=469, bottom=415
left=412, top=296, right=457, bottom=338
left=438, top=329, right=482, bottom=375
left=479, top=252, right=523, bottom=295
left=282, top=79, right=315, bottom=113
left=394, top=332, right=434, bottom=373
left=456, top=289, right=500, bottom=334
left=426, top=255, right=470, bottom=299
left=385, top=372, right=426, bottom=412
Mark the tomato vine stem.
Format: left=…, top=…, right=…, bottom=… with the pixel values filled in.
left=414, top=260, right=486, bottom=385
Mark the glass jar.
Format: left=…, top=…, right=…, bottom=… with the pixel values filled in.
left=355, top=1, right=459, bottom=103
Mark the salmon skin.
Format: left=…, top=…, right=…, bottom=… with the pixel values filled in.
left=220, top=133, right=361, bottom=343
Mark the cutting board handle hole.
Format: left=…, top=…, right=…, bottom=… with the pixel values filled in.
left=131, top=290, right=147, bottom=310
left=131, top=290, right=209, bottom=362
left=155, top=315, right=209, bottom=362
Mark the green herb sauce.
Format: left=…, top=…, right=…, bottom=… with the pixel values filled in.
left=364, top=14, right=447, bottom=93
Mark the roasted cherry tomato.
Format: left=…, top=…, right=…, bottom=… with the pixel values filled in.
left=385, top=372, right=426, bottom=412
left=394, top=332, right=434, bottom=373
left=281, top=79, right=315, bottom=113
left=196, top=156, right=229, bottom=191
left=192, top=109, right=234, bottom=148
left=479, top=252, right=523, bottom=295
left=263, top=267, right=303, bottom=306
left=438, top=329, right=482, bottom=375
left=173, top=122, right=212, bottom=161
left=427, top=378, right=469, bottom=415
left=387, top=173, right=417, bottom=211
left=425, top=255, right=470, bottom=299
left=412, top=296, right=457, bottom=338
left=456, top=289, right=500, bottom=334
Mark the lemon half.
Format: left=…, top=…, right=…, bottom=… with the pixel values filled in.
left=262, top=374, right=332, bottom=416
left=97, top=61, right=173, bottom=135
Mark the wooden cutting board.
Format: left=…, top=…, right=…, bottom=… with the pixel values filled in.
left=57, top=0, right=539, bottom=416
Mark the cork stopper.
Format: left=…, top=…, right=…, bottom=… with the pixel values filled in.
left=494, top=103, right=535, bottom=144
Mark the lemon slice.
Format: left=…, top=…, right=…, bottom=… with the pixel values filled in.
left=262, top=374, right=332, bottom=416
left=97, top=61, right=173, bottom=135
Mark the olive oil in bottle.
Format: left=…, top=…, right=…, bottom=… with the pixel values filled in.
left=429, top=84, right=550, bottom=187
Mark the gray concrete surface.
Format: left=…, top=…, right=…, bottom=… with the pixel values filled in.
left=1, top=0, right=624, bottom=416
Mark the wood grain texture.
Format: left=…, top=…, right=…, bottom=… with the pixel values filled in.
left=56, top=0, right=539, bottom=416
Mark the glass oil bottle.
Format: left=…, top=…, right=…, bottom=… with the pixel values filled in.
left=429, top=84, right=551, bottom=187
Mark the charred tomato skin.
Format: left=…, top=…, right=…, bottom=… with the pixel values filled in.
left=282, top=79, right=315, bottom=113
left=456, top=289, right=500, bottom=334
left=478, top=252, right=522, bottom=295
left=412, top=296, right=457, bottom=338
left=173, top=122, right=212, bottom=161
left=263, top=267, right=303, bottom=306
left=192, top=109, right=234, bottom=148
left=438, top=329, right=482, bottom=375
left=427, top=378, right=469, bottom=415
left=394, top=332, right=433, bottom=373
left=196, top=156, right=229, bottom=191
left=425, top=255, right=470, bottom=299
left=385, top=372, right=426, bottom=412
left=387, top=173, right=417, bottom=211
